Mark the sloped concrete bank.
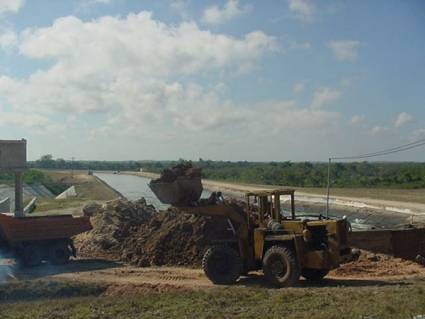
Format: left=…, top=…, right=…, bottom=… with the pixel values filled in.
left=93, top=175, right=127, bottom=199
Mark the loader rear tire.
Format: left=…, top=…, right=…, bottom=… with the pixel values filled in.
left=202, top=246, right=241, bottom=285
left=263, top=246, right=300, bottom=288
left=301, top=268, right=329, bottom=281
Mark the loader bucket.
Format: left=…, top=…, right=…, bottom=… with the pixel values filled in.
left=149, top=177, right=203, bottom=205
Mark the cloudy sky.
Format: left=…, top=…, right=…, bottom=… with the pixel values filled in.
left=0, top=0, right=424, bottom=161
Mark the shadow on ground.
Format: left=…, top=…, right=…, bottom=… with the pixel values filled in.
left=1, top=259, right=120, bottom=281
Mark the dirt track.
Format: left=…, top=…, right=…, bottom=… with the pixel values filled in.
left=2, top=258, right=424, bottom=294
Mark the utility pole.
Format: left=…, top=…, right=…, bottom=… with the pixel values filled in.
left=326, top=158, right=331, bottom=218
left=71, top=157, right=75, bottom=179
left=14, top=171, right=24, bottom=217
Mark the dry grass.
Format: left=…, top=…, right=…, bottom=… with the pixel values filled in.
left=296, top=187, right=425, bottom=204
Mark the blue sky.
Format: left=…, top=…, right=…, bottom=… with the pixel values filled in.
left=0, top=0, right=424, bottom=161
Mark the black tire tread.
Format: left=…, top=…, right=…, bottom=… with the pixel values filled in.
left=262, top=245, right=300, bottom=288
left=202, top=245, right=241, bottom=285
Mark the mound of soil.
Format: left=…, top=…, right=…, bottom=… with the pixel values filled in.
left=330, top=250, right=424, bottom=278
left=74, top=198, right=231, bottom=267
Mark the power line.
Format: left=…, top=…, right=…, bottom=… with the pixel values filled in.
left=325, top=137, right=425, bottom=216
left=331, top=137, right=425, bottom=160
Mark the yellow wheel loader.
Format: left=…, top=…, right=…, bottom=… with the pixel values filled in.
left=149, top=167, right=356, bottom=288
left=172, top=189, right=356, bottom=287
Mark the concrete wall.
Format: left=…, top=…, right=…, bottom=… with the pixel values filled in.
left=349, top=228, right=425, bottom=260
left=0, top=184, right=53, bottom=211
left=0, top=197, right=10, bottom=213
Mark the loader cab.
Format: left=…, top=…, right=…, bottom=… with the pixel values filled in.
left=246, top=189, right=296, bottom=227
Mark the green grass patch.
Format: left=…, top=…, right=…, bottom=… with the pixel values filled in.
left=1, top=280, right=425, bottom=318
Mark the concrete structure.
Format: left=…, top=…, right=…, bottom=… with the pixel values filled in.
left=0, top=184, right=53, bottom=211
left=56, top=186, right=77, bottom=200
left=0, top=139, right=27, bottom=217
left=24, top=197, right=37, bottom=214
left=0, top=197, right=10, bottom=213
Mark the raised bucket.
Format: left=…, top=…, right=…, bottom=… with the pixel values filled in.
left=149, top=177, right=203, bottom=205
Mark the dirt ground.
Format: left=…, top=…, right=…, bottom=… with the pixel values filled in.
left=1, top=257, right=424, bottom=295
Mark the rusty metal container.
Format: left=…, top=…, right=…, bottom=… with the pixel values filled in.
left=348, top=228, right=425, bottom=260
left=0, top=213, right=92, bottom=244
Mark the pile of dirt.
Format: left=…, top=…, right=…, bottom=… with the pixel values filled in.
left=330, top=250, right=425, bottom=278
left=151, top=162, right=201, bottom=183
left=74, top=198, right=231, bottom=267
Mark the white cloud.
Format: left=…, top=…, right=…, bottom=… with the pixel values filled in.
left=410, top=128, right=425, bottom=141
left=310, top=87, right=341, bottom=108
left=0, top=12, right=276, bottom=133
left=0, top=29, right=17, bottom=50
left=328, top=40, right=360, bottom=62
left=369, top=126, right=388, bottom=136
left=0, top=111, right=48, bottom=128
left=350, top=114, right=365, bottom=125
left=201, top=0, right=251, bottom=25
left=1, top=10, right=399, bottom=160
left=0, top=0, right=24, bottom=14
left=394, top=112, right=414, bottom=128
left=292, top=83, right=305, bottom=94
left=18, top=13, right=275, bottom=79
left=288, top=0, right=315, bottom=23
left=90, top=91, right=340, bottom=145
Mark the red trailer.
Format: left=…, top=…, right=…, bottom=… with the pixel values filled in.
left=0, top=140, right=93, bottom=267
left=0, top=213, right=92, bottom=266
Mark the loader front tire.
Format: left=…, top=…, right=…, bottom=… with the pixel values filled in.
left=263, top=246, right=300, bottom=288
left=202, top=246, right=241, bottom=285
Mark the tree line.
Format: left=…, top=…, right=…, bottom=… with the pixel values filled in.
left=23, top=155, right=425, bottom=189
